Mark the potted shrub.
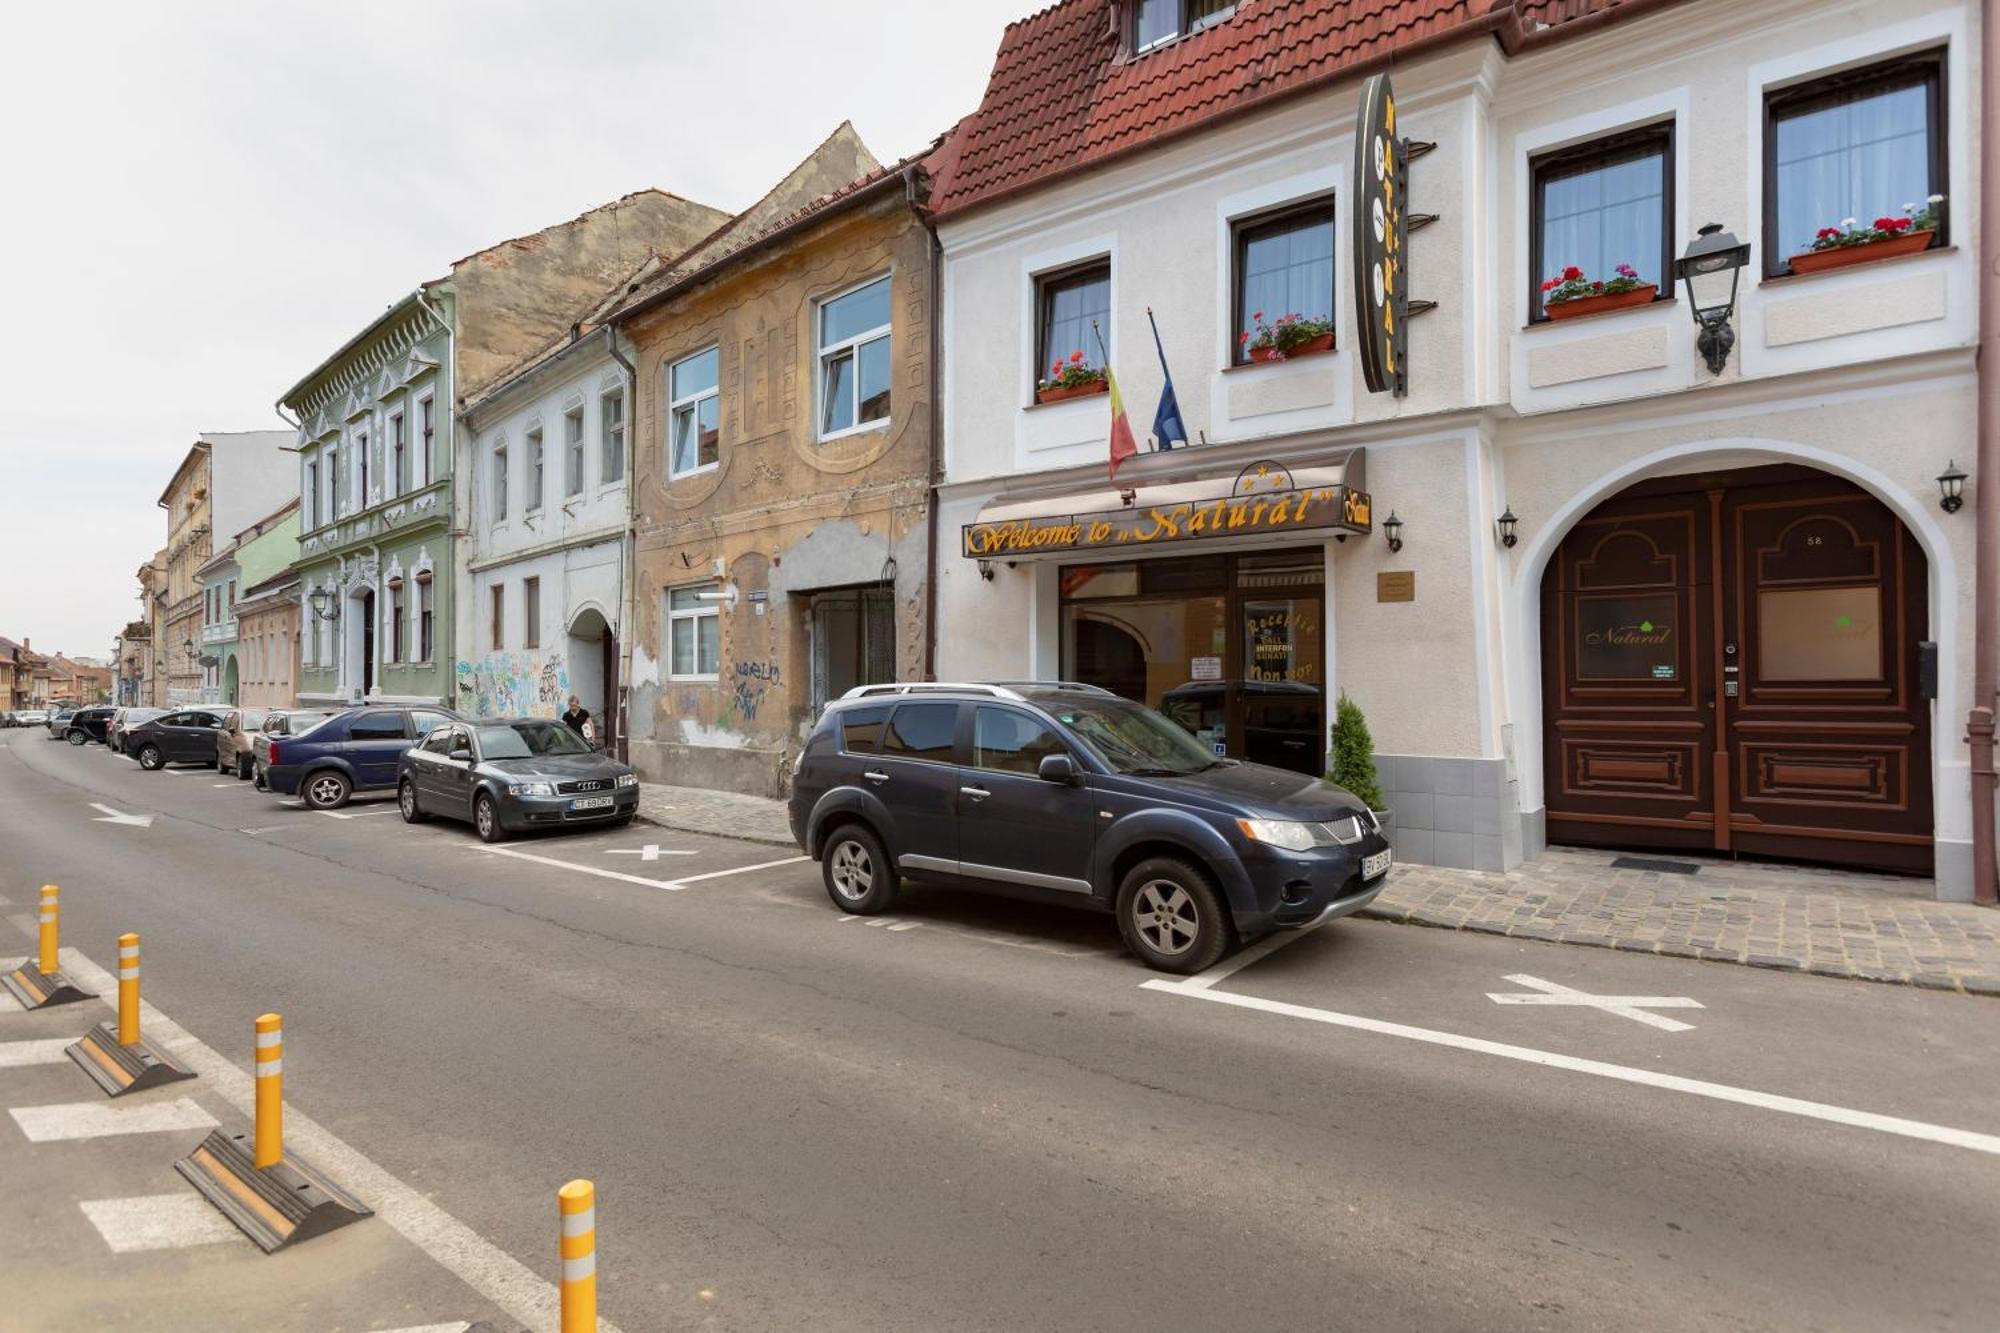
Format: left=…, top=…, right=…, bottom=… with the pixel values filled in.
left=1540, top=263, right=1657, bottom=320
left=1327, top=692, right=1390, bottom=843
left=1035, top=351, right=1108, bottom=404
left=1788, top=196, right=1944, bottom=274
left=1242, top=311, right=1335, bottom=362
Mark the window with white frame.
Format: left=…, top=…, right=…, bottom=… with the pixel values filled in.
left=1232, top=200, right=1336, bottom=359
left=418, top=396, right=435, bottom=487
left=490, top=584, right=505, bottom=651
left=601, top=386, right=625, bottom=484
left=1530, top=124, right=1672, bottom=319
left=391, top=410, right=407, bottom=496
left=1036, top=260, right=1110, bottom=381
left=305, top=456, right=319, bottom=529
left=388, top=581, right=405, bottom=662
left=492, top=440, right=509, bottom=521
left=526, top=425, right=544, bottom=512
left=667, top=586, right=719, bottom=679
left=564, top=407, right=585, bottom=497
left=668, top=348, right=720, bottom=478
left=524, top=577, right=541, bottom=649
left=356, top=430, right=370, bottom=508
left=817, top=275, right=891, bottom=438
left=1133, top=0, right=1233, bottom=51
left=327, top=444, right=340, bottom=519
left=417, top=576, right=434, bottom=662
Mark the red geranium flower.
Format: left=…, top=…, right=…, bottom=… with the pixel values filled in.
left=1563, top=265, right=1583, bottom=281
left=1817, top=227, right=1841, bottom=239
left=1540, top=278, right=1559, bottom=292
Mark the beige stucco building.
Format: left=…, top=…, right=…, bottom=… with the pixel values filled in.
left=933, top=0, right=1986, bottom=899
left=609, top=126, right=943, bottom=796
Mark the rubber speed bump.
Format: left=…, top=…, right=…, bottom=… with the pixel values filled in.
left=1, top=886, right=96, bottom=1010
left=174, top=1014, right=370, bottom=1253
left=66, top=934, right=193, bottom=1097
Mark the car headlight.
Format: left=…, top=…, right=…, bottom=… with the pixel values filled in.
left=1235, top=815, right=1370, bottom=851
left=508, top=781, right=556, bottom=797
left=615, top=772, right=637, bottom=788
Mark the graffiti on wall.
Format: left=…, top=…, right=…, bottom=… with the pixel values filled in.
left=725, top=659, right=780, bottom=726
left=458, top=650, right=571, bottom=719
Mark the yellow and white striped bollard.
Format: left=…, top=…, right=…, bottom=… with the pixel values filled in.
left=253, top=1013, right=283, bottom=1169
left=37, top=885, right=58, bottom=976
left=117, top=933, right=141, bottom=1047
left=559, top=1178, right=596, bottom=1333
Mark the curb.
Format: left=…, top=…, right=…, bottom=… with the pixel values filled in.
left=1356, top=903, right=2000, bottom=998
left=633, top=810, right=795, bottom=848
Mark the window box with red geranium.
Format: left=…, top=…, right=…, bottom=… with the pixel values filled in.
left=1035, top=351, right=1109, bottom=404
left=1539, top=264, right=1657, bottom=321
left=1786, top=197, right=1943, bottom=275
left=1241, top=311, right=1334, bottom=363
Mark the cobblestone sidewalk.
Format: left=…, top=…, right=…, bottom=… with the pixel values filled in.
left=1366, top=847, right=2000, bottom=997
left=637, top=782, right=2000, bottom=996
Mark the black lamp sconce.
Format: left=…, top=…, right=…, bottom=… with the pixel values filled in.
left=1382, top=511, right=1403, bottom=553
left=1938, top=461, right=1967, bottom=514
left=1496, top=506, right=1519, bottom=549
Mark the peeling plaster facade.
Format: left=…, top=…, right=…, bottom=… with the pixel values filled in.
left=621, top=181, right=938, bottom=798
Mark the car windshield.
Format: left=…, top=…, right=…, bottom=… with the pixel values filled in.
left=475, top=721, right=591, bottom=760
left=1045, top=695, right=1222, bottom=777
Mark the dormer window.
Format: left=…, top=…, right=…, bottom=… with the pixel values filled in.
left=1134, top=0, right=1234, bottom=52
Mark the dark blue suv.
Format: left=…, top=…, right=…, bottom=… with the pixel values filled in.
left=261, top=704, right=462, bottom=810
left=788, top=683, right=1392, bottom=974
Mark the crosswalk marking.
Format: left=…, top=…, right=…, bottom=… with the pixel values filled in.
left=0, top=1039, right=74, bottom=1068
left=10, top=1097, right=217, bottom=1142
left=79, top=1194, right=245, bottom=1252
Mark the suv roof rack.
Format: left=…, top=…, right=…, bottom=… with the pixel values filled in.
left=837, top=680, right=1118, bottom=703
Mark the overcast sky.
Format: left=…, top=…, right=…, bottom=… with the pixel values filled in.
left=0, top=0, right=1021, bottom=661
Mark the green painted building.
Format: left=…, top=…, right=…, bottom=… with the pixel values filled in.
left=195, top=499, right=299, bottom=705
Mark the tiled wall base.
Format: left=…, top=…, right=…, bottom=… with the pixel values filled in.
left=1373, top=754, right=1523, bottom=871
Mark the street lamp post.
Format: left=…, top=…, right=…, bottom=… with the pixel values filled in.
left=1674, top=223, right=1752, bottom=376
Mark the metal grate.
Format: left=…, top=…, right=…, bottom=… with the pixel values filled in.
left=1609, top=856, right=1700, bottom=875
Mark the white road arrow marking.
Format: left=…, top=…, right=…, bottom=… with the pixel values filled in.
left=89, top=803, right=154, bottom=829
left=603, top=844, right=696, bottom=862
left=1487, top=973, right=1703, bottom=1032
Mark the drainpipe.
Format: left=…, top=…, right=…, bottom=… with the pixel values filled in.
left=414, top=286, right=462, bottom=713
left=909, top=163, right=943, bottom=682
left=1970, top=0, right=1999, bottom=906
left=607, top=327, right=640, bottom=765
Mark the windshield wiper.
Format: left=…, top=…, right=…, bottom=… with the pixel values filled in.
left=1122, top=765, right=1195, bottom=777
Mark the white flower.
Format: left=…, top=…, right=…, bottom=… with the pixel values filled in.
left=1929, top=193, right=1946, bottom=204
left=1841, top=217, right=1858, bottom=228
left=1902, top=202, right=1917, bottom=212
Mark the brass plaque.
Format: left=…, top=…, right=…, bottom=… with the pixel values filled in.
left=1377, top=571, right=1415, bottom=603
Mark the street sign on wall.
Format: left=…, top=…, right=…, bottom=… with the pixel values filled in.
left=1353, top=73, right=1407, bottom=397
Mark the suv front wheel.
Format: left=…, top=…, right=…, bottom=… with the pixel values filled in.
left=821, top=823, right=898, bottom=914
left=1116, top=857, right=1232, bottom=975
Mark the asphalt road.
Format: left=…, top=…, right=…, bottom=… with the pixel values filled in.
left=3, top=725, right=1998, bottom=1332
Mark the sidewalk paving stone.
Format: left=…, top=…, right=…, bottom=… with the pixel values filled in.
left=636, top=782, right=2000, bottom=995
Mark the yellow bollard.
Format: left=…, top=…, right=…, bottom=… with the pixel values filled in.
left=37, top=885, right=58, bottom=975
left=117, top=933, right=141, bottom=1046
left=253, top=1013, right=283, bottom=1169
left=559, top=1179, right=597, bottom=1333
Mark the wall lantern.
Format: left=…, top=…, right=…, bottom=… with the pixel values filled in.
left=1496, top=506, right=1519, bottom=549
left=977, top=559, right=996, bottom=582
left=1937, top=460, right=1967, bottom=514
left=1674, top=223, right=1751, bottom=375
left=182, top=636, right=194, bottom=658
left=306, top=586, right=337, bottom=622
left=1381, top=511, right=1404, bottom=554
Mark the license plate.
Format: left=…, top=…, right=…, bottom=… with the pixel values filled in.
left=1361, top=849, right=1393, bottom=880
left=570, top=796, right=614, bottom=811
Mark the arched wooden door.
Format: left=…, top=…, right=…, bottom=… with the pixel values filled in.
left=1541, top=465, right=1932, bottom=874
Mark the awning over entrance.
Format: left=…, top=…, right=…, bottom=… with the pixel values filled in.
left=962, top=452, right=1369, bottom=561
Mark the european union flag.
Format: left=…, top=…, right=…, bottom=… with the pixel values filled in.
left=1147, top=308, right=1187, bottom=451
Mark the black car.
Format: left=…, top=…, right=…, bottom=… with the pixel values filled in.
left=397, top=717, right=638, bottom=842
left=63, top=706, right=117, bottom=745
left=125, top=708, right=226, bottom=769
left=787, top=682, right=1391, bottom=974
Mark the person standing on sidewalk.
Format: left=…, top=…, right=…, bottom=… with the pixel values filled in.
left=561, top=695, right=592, bottom=740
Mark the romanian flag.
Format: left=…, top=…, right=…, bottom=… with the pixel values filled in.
left=1107, top=365, right=1139, bottom=482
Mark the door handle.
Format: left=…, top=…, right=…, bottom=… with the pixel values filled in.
left=862, top=770, right=889, bottom=784
left=959, top=785, right=989, bottom=801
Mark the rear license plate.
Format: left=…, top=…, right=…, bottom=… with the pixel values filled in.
left=570, top=796, right=615, bottom=811
left=1361, top=849, right=1393, bottom=880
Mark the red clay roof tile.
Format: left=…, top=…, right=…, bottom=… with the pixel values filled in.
left=933, top=0, right=1664, bottom=220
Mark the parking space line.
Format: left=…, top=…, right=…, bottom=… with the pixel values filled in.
left=320, top=809, right=396, bottom=820
left=669, top=855, right=809, bottom=886
left=0, top=1039, right=74, bottom=1068
left=1140, top=979, right=2000, bottom=1157
left=79, top=1194, right=246, bottom=1252
left=9, top=1097, right=217, bottom=1142
left=472, top=843, right=682, bottom=889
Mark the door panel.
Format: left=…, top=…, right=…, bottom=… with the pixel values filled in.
left=876, top=702, right=962, bottom=871
left=959, top=706, right=1095, bottom=892
left=1543, top=467, right=1931, bottom=874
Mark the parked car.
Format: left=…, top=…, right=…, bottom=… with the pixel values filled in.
left=108, top=708, right=166, bottom=753
left=44, top=708, right=77, bottom=738
left=62, top=706, right=117, bottom=746
left=123, top=708, right=227, bottom=770
left=398, top=717, right=637, bottom=842
left=14, top=709, right=48, bottom=728
left=263, top=705, right=463, bottom=809
left=1160, top=679, right=1325, bottom=777
left=249, top=710, right=340, bottom=788
left=787, top=682, right=1392, bottom=974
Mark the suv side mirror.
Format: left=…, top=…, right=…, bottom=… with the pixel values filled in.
left=1037, top=753, right=1077, bottom=785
